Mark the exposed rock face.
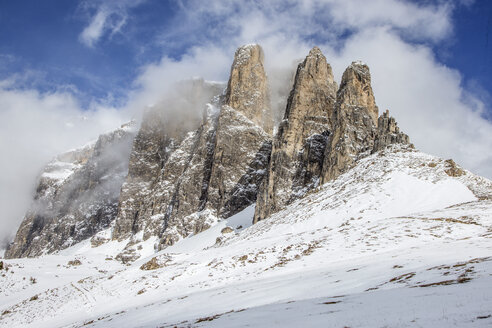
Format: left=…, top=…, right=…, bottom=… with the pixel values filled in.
left=225, top=44, right=273, bottom=134
left=254, top=47, right=337, bottom=223
left=112, top=79, right=223, bottom=244
left=321, top=61, right=380, bottom=183
left=5, top=123, right=136, bottom=258
left=373, top=110, right=411, bottom=152
left=255, top=56, right=411, bottom=222
left=8, top=44, right=413, bottom=259
left=112, top=44, right=273, bottom=256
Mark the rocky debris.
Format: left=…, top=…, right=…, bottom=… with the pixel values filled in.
left=0, top=261, right=3, bottom=270
left=90, top=235, right=110, bottom=248
left=140, top=257, right=161, bottom=270
left=374, top=110, right=411, bottom=151
left=254, top=47, right=337, bottom=223
left=140, top=255, right=172, bottom=270
left=67, top=259, right=82, bottom=266
left=444, top=159, right=465, bottom=177
left=5, top=123, right=136, bottom=258
left=221, top=227, right=234, bottom=234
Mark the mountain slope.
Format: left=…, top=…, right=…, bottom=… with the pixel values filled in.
left=1, top=145, right=491, bottom=327
left=4, top=123, right=136, bottom=258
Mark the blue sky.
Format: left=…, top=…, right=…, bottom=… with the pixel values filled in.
left=1, top=0, right=492, bottom=242
left=0, top=1, right=179, bottom=107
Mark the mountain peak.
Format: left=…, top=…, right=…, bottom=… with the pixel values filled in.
left=225, top=44, right=273, bottom=134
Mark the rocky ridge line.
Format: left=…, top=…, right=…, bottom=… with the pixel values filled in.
left=6, top=44, right=412, bottom=260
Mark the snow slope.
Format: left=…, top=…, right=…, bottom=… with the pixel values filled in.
left=1, top=145, right=491, bottom=327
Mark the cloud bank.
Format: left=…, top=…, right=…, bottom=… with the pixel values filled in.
left=1, top=0, right=491, bottom=250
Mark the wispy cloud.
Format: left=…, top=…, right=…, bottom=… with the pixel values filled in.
left=78, top=0, right=145, bottom=47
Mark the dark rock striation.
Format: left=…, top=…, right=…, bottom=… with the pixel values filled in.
left=254, top=47, right=337, bottom=223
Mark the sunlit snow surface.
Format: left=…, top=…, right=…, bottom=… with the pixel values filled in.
left=1, top=146, right=492, bottom=327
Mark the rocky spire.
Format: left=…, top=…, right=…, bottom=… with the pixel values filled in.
left=321, top=61, right=380, bottom=183
left=225, top=44, right=273, bottom=134
left=374, top=109, right=411, bottom=151
left=112, top=45, right=274, bottom=258
left=254, top=47, right=337, bottom=223
left=205, top=45, right=273, bottom=220
left=338, top=61, right=378, bottom=125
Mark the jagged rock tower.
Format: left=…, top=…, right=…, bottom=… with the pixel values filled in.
left=254, top=47, right=337, bottom=223
left=255, top=54, right=410, bottom=223
left=111, top=44, right=273, bottom=260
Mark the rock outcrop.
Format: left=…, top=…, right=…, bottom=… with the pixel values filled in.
left=254, top=47, right=337, bottom=223
left=255, top=57, right=411, bottom=222
left=5, top=123, right=136, bottom=258
left=7, top=44, right=413, bottom=259
left=207, top=46, right=273, bottom=218
left=321, top=61, right=380, bottom=182
left=112, top=44, right=273, bottom=257
left=225, top=44, right=273, bottom=134
left=373, top=110, right=411, bottom=152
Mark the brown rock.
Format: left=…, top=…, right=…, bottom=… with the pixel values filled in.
left=67, top=259, right=82, bottom=266
left=140, top=257, right=161, bottom=270
left=373, top=110, right=411, bottom=151
left=321, top=61, right=379, bottom=183
left=225, top=44, right=273, bottom=134
left=444, top=159, right=465, bottom=177
left=221, top=227, right=234, bottom=234
left=254, top=47, right=337, bottom=223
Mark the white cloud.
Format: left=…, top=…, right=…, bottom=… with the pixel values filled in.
left=0, top=87, right=132, bottom=243
left=80, top=10, right=109, bottom=47
left=78, top=0, right=145, bottom=47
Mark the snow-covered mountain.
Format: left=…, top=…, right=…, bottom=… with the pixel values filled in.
left=1, top=44, right=491, bottom=327
left=0, top=145, right=491, bottom=327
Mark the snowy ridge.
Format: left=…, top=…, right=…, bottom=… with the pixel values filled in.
left=0, top=145, right=491, bottom=327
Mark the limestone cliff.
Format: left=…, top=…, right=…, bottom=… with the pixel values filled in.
left=7, top=44, right=413, bottom=259
left=225, top=44, right=273, bottom=134
left=111, top=45, right=273, bottom=260
left=321, top=61, right=380, bottom=183
left=254, top=47, right=337, bottom=223
left=255, top=56, right=411, bottom=222
left=5, top=123, right=136, bottom=258
left=374, top=109, right=411, bottom=152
